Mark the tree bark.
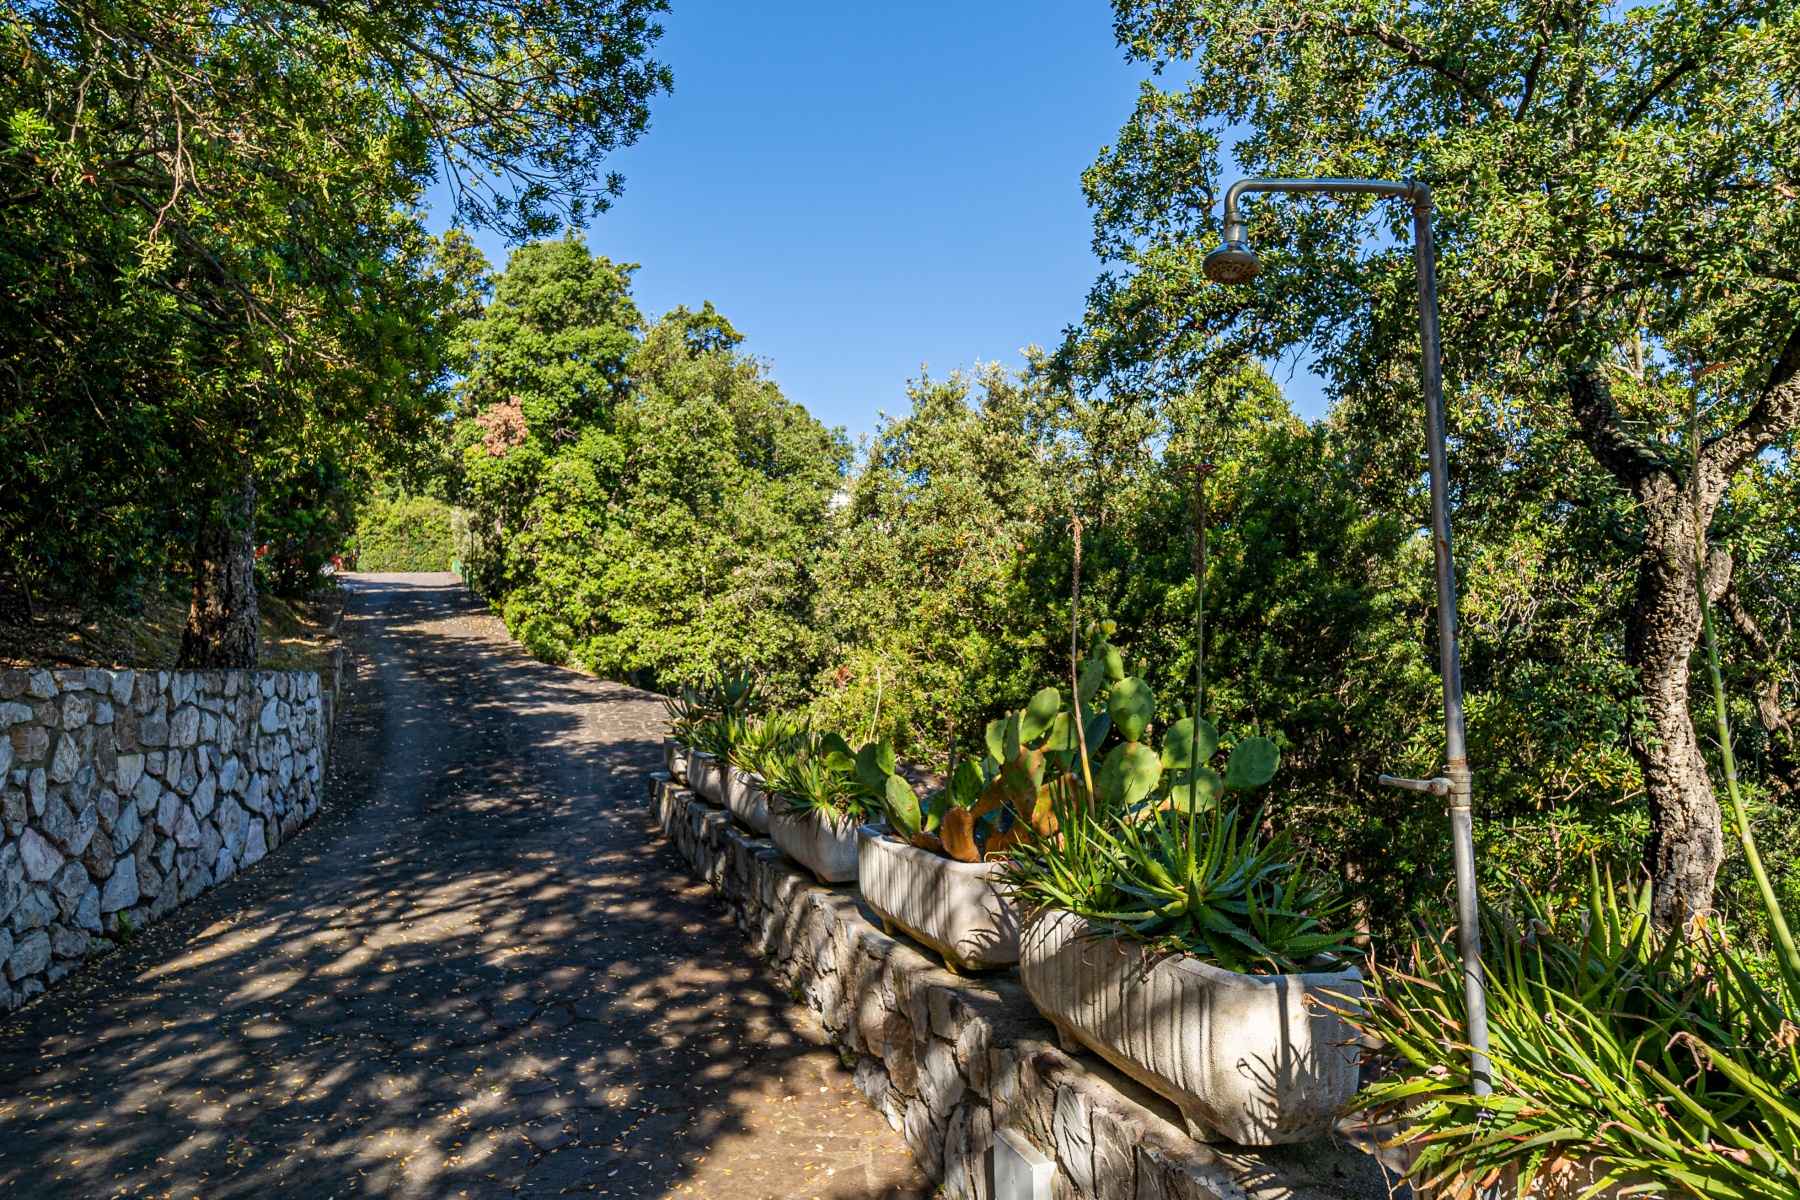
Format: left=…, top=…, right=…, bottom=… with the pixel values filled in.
left=1622, top=467, right=1722, bottom=927
left=179, top=472, right=260, bottom=669
left=1563, top=325, right=1800, bottom=927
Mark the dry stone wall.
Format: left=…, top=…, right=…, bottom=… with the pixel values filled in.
left=648, top=774, right=1400, bottom=1200
left=0, top=657, right=346, bottom=1009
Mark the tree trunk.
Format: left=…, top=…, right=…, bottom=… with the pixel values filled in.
left=1565, top=325, right=1800, bottom=927
left=1624, top=472, right=1722, bottom=927
left=179, top=472, right=260, bottom=669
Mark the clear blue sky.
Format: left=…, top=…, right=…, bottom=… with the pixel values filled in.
left=437, top=1, right=1331, bottom=437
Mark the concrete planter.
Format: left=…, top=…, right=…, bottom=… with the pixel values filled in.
left=856, top=825, right=1020, bottom=972
left=663, top=737, right=689, bottom=783
left=687, top=751, right=723, bottom=806
left=1020, top=908, right=1362, bottom=1145
left=723, top=765, right=770, bottom=835
left=767, top=806, right=859, bottom=884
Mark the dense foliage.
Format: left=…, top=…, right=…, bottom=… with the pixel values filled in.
left=1060, top=0, right=1800, bottom=925
left=451, top=237, right=849, bottom=697
left=350, top=494, right=456, bottom=573
left=0, top=0, right=668, bottom=653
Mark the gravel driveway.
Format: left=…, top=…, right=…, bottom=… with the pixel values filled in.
left=0, top=573, right=930, bottom=1199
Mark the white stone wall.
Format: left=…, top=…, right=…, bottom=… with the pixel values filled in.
left=648, top=775, right=1398, bottom=1200
left=0, top=662, right=344, bottom=1009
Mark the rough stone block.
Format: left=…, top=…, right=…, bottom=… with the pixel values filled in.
left=18, top=829, right=61, bottom=883
left=81, top=829, right=115, bottom=880
left=1054, top=1085, right=1095, bottom=1197
left=74, top=885, right=101, bottom=933
left=8, top=929, right=50, bottom=979
left=0, top=843, right=24, bottom=923
left=174, top=806, right=202, bottom=849
left=43, top=795, right=98, bottom=856
left=12, top=725, right=48, bottom=765
left=10, top=887, right=53, bottom=931
left=243, top=819, right=267, bottom=866
left=920, top=1036, right=967, bottom=1116
left=102, top=856, right=139, bottom=913
left=112, top=804, right=142, bottom=856
left=192, top=774, right=218, bottom=821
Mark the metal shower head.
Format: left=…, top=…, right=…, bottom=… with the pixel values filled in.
left=1202, top=215, right=1259, bottom=284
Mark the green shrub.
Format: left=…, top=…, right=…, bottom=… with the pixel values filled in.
left=351, top=494, right=455, bottom=572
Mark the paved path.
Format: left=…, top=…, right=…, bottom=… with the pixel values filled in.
left=0, top=574, right=929, bottom=1199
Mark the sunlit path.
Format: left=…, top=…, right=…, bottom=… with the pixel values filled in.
left=0, top=573, right=928, bottom=1199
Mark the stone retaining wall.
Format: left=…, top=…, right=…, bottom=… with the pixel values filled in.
left=649, top=775, right=1399, bottom=1200
left=0, top=652, right=349, bottom=1009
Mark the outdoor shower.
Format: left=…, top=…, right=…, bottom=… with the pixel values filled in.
left=1203, top=178, right=1493, bottom=1098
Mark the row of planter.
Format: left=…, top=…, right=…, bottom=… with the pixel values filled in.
left=666, top=738, right=1361, bottom=1148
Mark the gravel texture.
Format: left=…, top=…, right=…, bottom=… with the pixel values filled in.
left=0, top=573, right=930, bottom=1199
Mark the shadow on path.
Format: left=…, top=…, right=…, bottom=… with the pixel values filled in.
left=0, top=574, right=930, bottom=1199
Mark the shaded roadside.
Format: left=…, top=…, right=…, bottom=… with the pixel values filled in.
left=0, top=573, right=929, bottom=1199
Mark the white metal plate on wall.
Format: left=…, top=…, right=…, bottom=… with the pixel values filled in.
left=993, top=1127, right=1054, bottom=1200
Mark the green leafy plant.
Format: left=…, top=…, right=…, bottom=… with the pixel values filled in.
left=1349, top=867, right=1800, bottom=1200
left=661, top=682, right=708, bottom=743
left=731, top=713, right=807, bottom=776
left=758, top=732, right=878, bottom=824
left=1005, top=786, right=1361, bottom=974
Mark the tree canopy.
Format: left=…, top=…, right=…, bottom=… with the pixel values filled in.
left=0, top=0, right=669, bottom=656
left=1056, top=0, right=1800, bottom=921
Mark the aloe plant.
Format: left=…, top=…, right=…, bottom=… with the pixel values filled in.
left=758, top=731, right=880, bottom=824
left=731, top=713, right=807, bottom=776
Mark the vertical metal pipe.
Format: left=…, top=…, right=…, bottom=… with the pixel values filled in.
left=1411, top=188, right=1491, bottom=1096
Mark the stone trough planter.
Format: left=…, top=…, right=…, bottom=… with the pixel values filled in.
left=687, top=750, right=723, bottom=805
left=767, top=806, right=859, bottom=883
left=1019, top=907, right=1362, bottom=1145
left=856, top=825, right=1020, bottom=972
left=663, top=737, right=689, bottom=783
left=723, top=764, right=770, bottom=834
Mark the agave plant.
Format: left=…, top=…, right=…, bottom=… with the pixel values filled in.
left=661, top=682, right=708, bottom=743
left=1005, top=786, right=1361, bottom=974
left=758, top=732, right=878, bottom=824
left=687, top=712, right=747, bottom=760
left=731, top=713, right=807, bottom=776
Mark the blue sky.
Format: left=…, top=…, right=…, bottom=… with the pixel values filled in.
left=437, top=1, right=1331, bottom=437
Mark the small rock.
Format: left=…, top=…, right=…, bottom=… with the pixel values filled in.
left=18, top=829, right=63, bottom=883
left=170, top=706, right=200, bottom=748
left=0, top=844, right=23, bottom=923
left=7, top=929, right=50, bottom=979
left=46, top=733, right=80, bottom=785
left=112, top=804, right=143, bottom=856
left=102, top=856, right=140, bottom=912
left=191, top=774, right=218, bottom=821
left=115, top=753, right=145, bottom=796
left=9, top=888, right=53, bottom=931
left=241, top=820, right=267, bottom=866
left=174, top=806, right=202, bottom=849
left=50, top=862, right=89, bottom=914
left=59, top=694, right=90, bottom=731
left=73, top=886, right=101, bottom=933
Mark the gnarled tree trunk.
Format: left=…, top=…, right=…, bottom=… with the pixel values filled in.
left=1625, top=471, right=1722, bottom=926
left=1566, top=326, right=1800, bottom=928
left=179, top=472, right=259, bottom=669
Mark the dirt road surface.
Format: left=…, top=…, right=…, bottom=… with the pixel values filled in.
left=0, top=574, right=931, bottom=1200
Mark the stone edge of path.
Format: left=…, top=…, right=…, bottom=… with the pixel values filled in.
left=0, top=645, right=350, bottom=1013
left=649, top=773, right=1406, bottom=1200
